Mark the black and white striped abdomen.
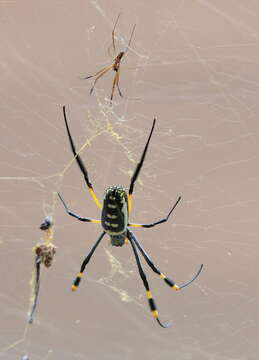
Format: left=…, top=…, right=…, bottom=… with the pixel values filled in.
left=101, top=185, right=128, bottom=235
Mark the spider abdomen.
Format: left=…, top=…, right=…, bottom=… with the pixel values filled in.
left=101, top=185, right=128, bottom=236
left=113, top=52, right=124, bottom=70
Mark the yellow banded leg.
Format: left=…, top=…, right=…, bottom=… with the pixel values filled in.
left=159, top=273, right=180, bottom=290
left=62, top=106, right=103, bottom=210
left=72, top=272, right=83, bottom=291
left=127, top=229, right=202, bottom=291
left=71, top=231, right=106, bottom=292
left=91, top=219, right=101, bottom=224
left=89, top=187, right=102, bottom=209
left=58, top=193, right=101, bottom=223
left=128, top=235, right=170, bottom=328
left=128, top=193, right=132, bottom=214
left=128, top=197, right=182, bottom=229
left=146, top=290, right=159, bottom=319
left=128, top=223, right=141, bottom=228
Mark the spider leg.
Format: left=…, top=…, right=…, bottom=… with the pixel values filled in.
left=129, top=196, right=181, bottom=228
left=110, top=72, right=117, bottom=103
left=72, top=231, right=106, bottom=291
left=62, top=106, right=101, bottom=209
left=128, top=118, right=156, bottom=213
left=115, top=69, right=123, bottom=98
left=116, top=75, right=141, bottom=101
left=58, top=193, right=101, bottom=224
left=124, top=23, right=136, bottom=54
left=116, top=78, right=141, bottom=101
left=112, top=13, right=121, bottom=55
left=116, top=83, right=123, bottom=98
left=107, top=45, right=114, bottom=58
left=110, top=70, right=121, bottom=102
left=82, top=65, right=111, bottom=80
left=128, top=235, right=171, bottom=328
left=88, top=65, right=114, bottom=95
left=127, top=229, right=203, bottom=290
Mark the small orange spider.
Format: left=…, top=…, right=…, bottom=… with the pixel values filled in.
left=84, top=14, right=136, bottom=102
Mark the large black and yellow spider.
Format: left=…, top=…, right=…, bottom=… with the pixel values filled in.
left=58, top=106, right=203, bottom=328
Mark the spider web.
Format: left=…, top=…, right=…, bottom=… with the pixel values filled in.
left=1, top=1, right=259, bottom=359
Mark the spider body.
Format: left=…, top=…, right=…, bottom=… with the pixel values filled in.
left=84, top=14, right=136, bottom=102
left=113, top=52, right=124, bottom=71
left=59, top=106, right=203, bottom=328
left=101, top=185, right=129, bottom=245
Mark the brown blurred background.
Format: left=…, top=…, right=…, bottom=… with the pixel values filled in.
left=0, top=1, right=259, bottom=359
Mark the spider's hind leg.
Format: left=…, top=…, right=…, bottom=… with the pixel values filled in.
left=128, top=234, right=171, bottom=328
left=127, top=229, right=203, bottom=291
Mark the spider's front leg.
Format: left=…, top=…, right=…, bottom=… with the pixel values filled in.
left=129, top=196, right=181, bottom=229
left=62, top=106, right=102, bottom=209
left=58, top=193, right=101, bottom=224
